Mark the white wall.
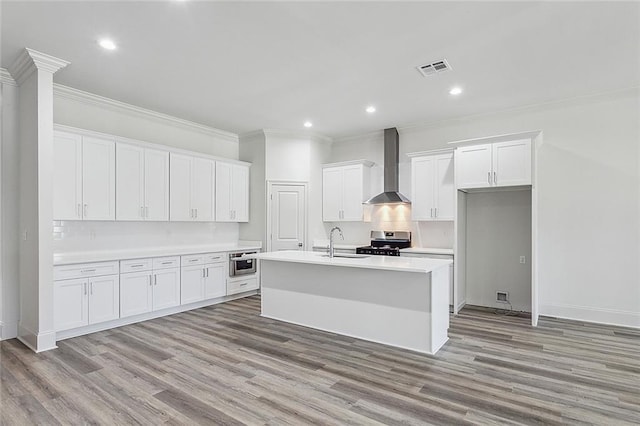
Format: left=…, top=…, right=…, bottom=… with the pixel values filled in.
left=328, top=88, right=640, bottom=327
left=239, top=132, right=267, bottom=249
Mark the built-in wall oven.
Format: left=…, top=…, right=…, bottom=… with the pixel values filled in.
left=229, top=251, right=257, bottom=277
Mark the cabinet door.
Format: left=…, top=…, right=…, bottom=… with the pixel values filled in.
left=53, top=131, right=83, bottom=220
left=120, top=271, right=153, bottom=318
left=231, top=165, right=249, bottom=222
left=88, top=275, right=120, bottom=324
left=181, top=265, right=204, bottom=305
left=204, top=263, right=226, bottom=299
left=54, top=278, right=88, bottom=331
left=169, top=153, right=193, bottom=221
left=192, top=158, right=215, bottom=222
left=341, top=165, right=364, bottom=221
left=434, top=153, right=455, bottom=220
left=152, top=268, right=180, bottom=311
left=411, top=156, right=436, bottom=221
left=492, top=139, right=531, bottom=187
left=322, top=167, right=343, bottom=221
left=82, top=136, right=116, bottom=220
left=145, top=148, right=170, bottom=221
left=116, top=143, right=145, bottom=221
left=215, top=162, right=233, bottom=222
left=455, top=144, right=492, bottom=189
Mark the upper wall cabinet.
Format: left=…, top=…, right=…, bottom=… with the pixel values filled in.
left=322, top=161, right=372, bottom=222
left=455, top=139, right=531, bottom=190
left=410, top=151, right=454, bottom=221
left=169, top=153, right=215, bottom=222
left=216, top=162, right=249, bottom=222
left=54, top=131, right=116, bottom=220
left=116, top=143, right=169, bottom=221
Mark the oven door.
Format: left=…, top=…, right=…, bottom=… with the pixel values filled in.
left=229, top=252, right=257, bottom=277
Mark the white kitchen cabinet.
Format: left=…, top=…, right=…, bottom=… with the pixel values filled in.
left=87, top=275, right=120, bottom=324
left=180, top=253, right=227, bottom=304
left=181, top=264, right=205, bottom=304
left=322, top=161, right=372, bottom=222
left=215, top=162, right=249, bottom=222
left=116, top=143, right=169, bottom=221
left=120, top=270, right=153, bottom=317
left=456, top=139, right=531, bottom=189
left=204, top=262, right=226, bottom=299
left=120, top=258, right=180, bottom=318
left=410, top=151, right=454, bottom=221
left=54, top=274, right=120, bottom=331
left=169, top=153, right=214, bottom=221
left=54, top=131, right=116, bottom=220
left=152, top=268, right=181, bottom=311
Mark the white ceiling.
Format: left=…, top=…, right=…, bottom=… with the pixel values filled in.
left=2, top=1, right=639, bottom=138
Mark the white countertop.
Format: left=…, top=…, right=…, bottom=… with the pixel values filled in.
left=400, top=247, right=454, bottom=256
left=254, top=250, right=451, bottom=274
left=53, top=242, right=262, bottom=265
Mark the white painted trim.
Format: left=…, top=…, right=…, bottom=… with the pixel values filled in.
left=9, top=48, right=69, bottom=85
left=540, top=303, right=640, bottom=329
left=446, top=130, right=541, bottom=147
left=333, top=129, right=383, bottom=144
left=259, top=129, right=333, bottom=144
left=531, top=132, right=542, bottom=326
left=266, top=181, right=309, bottom=252
left=0, top=320, right=18, bottom=340
left=53, top=123, right=251, bottom=167
left=53, top=84, right=239, bottom=143
left=322, top=159, right=375, bottom=168
left=17, top=324, right=58, bottom=352
left=406, top=148, right=454, bottom=158
left=0, top=68, right=17, bottom=86
left=56, top=291, right=258, bottom=341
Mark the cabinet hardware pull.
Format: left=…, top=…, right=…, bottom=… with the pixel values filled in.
left=78, top=204, right=82, bottom=218
left=141, top=206, right=144, bottom=217
left=161, top=261, right=172, bottom=265
left=81, top=269, right=96, bottom=273
left=154, top=275, right=157, bottom=285
left=430, top=208, right=433, bottom=218
left=195, top=209, right=198, bottom=218
left=488, top=172, right=491, bottom=184
left=84, top=283, right=87, bottom=295
left=84, top=204, right=88, bottom=217
left=149, top=275, right=153, bottom=286
left=189, top=259, right=198, bottom=262
left=494, top=172, right=497, bottom=185
left=90, top=282, right=93, bottom=295
left=145, top=206, right=149, bottom=218
left=435, top=207, right=438, bottom=217
left=240, top=283, right=247, bottom=286
left=206, top=268, right=209, bottom=278
left=202, top=268, right=205, bottom=278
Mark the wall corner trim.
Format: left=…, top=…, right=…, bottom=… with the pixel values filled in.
left=17, top=324, right=58, bottom=353
left=53, top=84, right=240, bottom=143
left=9, top=48, right=70, bottom=85
left=0, top=68, right=17, bottom=86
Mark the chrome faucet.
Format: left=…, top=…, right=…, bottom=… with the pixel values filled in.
left=329, top=226, right=344, bottom=258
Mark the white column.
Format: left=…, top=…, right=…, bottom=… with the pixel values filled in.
left=0, top=69, right=20, bottom=340
left=9, top=48, right=69, bottom=352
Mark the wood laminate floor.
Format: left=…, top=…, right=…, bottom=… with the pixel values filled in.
left=1, top=296, right=638, bottom=425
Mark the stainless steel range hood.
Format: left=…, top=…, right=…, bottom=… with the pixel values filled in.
left=364, top=128, right=411, bottom=205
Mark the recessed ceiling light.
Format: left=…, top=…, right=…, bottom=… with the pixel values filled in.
left=98, top=39, right=117, bottom=50
left=366, top=106, right=376, bottom=113
left=304, top=121, right=313, bottom=128
left=449, top=86, right=463, bottom=96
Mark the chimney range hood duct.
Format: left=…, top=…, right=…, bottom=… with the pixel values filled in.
left=364, top=128, right=411, bottom=205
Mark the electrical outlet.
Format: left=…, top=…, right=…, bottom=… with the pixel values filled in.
left=519, top=256, right=526, bottom=264
left=496, top=291, right=509, bottom=302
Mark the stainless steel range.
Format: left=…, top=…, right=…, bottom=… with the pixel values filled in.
left=356, top=231, right=411, bottom=256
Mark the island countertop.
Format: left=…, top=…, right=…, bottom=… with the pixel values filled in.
left=254, top=250, right=451, bottom=274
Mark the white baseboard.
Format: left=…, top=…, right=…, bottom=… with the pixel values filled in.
left=17, top=324, right=58, bottom=352
left=540, top=303, right=640, bottom=329
left=0, top=320, right=18, bottom=340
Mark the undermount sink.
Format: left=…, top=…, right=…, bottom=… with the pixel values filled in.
left=320, top=253, right=369, bottom=259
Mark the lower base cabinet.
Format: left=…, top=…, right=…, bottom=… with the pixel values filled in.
left=180, top=254, right=227, bottom=305
left=120, top=268, right=180, bottom=318
left=227, top=276, right=259, bottom=296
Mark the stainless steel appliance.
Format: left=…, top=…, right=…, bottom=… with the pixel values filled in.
left=356, top=231, right=411, bottom=256
left=229, top=251, right=257, bottom=276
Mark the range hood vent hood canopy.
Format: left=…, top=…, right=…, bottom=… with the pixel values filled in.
left=364, top=128, right=411, bottom=205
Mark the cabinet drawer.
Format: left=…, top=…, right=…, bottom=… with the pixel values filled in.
left=204, top=253, right=225, bottom=264
left=54, top=261, right=120, bottom=280
left=227, top=276, right=258, bottom=296
left=153, top=256, right=180, bottom=270
left=120, top=258, right=153, bottom=273
left=181, top=254, right=204, bottom=266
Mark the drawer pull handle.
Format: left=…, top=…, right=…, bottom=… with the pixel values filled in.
left=161, top=261, right=173, bottom=265
left=131, top=264, right=144, bottom=268
left=81, top=269, right=96, bottom=273
left=240, top=283, right=247, bottom=286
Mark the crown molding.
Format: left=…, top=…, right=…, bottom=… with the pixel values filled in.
left=261, top=128, right=333, bottom=144
left=322, top=159, right=375, bottom=168
left=332, top=129, right=384, bottom=144
left=406, top=148, right=454, bottom=158
left=9, top=48, right=69, bottom=85
left=0, top=68, right=17, bottom=86
left=53, top=84, right=239, bottom=143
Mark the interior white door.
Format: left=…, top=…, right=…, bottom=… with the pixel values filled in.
left=341, top=165, right=364, bottom=221
left=116, top=143, right=145, bottom=221
left=492, top=139, right=532, bottom=187
left=411, top=156, right=436, bottom=220
left=192, top=158, right=215, bottom=222
left=435, top=153, right=455, bottom=220
left=152, top=268, right=181, bottom=311
left=204, top=263, right=226, bottom=299
left=53, top=131, right=83, bottom=220
left=181, top=265, right=204, bottom=304
left=215, top=162, right=233, bottom=222
left=54, top=278, right=88, bottom=331
left=88, top=275, right=120, bottom=324
left=322, top=168, right=343, bottom=221
left=144, top=148, right=170, bottom=221
left=455, top=144, right=492, bottom=189
left=169, top=153, right=193, bottom=221
left=231, top=165, right=249, bottom=222
left=270, top=184, right=306, bottom=251
left=82, top=136, right=116, bottom=220
left=120, top=271, right=153, bottom=318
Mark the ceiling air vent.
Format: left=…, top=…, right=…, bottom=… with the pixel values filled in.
left=416, top=59, right=452, bottom=77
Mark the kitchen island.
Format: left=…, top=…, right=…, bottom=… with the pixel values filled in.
left=254, top=251, right=452, bottom=355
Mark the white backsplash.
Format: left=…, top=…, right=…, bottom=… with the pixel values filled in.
left=53, top=221, right=239, bottom=253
